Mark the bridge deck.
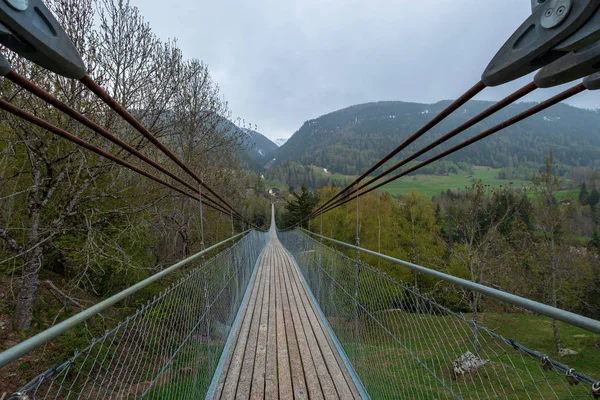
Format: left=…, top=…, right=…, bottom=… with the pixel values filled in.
left=210, top=222, right=362, bottom=399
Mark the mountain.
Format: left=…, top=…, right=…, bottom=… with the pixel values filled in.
left=217, top=118, right=277, bottom=171
left=275, top=138, right=289, bottom=147
left=275, top=100, right=600, bottom=175
left=242, top=128, right=278, bottom=166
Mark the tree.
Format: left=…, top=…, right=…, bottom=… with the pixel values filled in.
left=589, top=188, right=600, bottom=209
left=284, top=185, right=316, bottom=228
left=590, top=227, right=600, bottom=251
left=531, top=150, right=565, bottom=352
left=579, top=183, right=589, bottom=205
left=445, top=181, right=514, bottom=355
left=0, top=0, right=244, bottom=330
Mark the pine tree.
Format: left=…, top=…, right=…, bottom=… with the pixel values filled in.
left=579, top=183, right=589, bottom=205
left=590, top=227, right=600, bottom=251
left=285, top=185, right=317, bottom=228
left=589, top=188, right=600, bottom=209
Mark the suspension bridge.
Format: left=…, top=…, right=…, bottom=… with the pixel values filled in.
left=2, top=0, right=600, bottom=399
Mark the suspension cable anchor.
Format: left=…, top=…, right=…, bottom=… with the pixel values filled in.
left=583, top=70, right=600, bottom=87
left=535, top=37, right=600, bottom=86
left=482, top=0, right=600, bottom=86
left=0, top=0, right=86, bottom=78
left=566, top=368, right=580, bottom=385
left=541, top=355, right=553, bottom=371
left=0, top=51, right=11, bottom=75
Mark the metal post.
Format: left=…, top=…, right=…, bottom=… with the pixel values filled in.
left=199, top=187, right=212, bottom=375
left=354, top=184, right=361, bottom=374
left=319, top=213, right=324, bottom=300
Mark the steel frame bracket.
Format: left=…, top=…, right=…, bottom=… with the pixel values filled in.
left=0, top=0, right=86, bottom=79
left=0, top=50, right=11, bottom=76
left=583, top=70, right=600, bottom=88
left=535, top=39, right=600, bottom=86
left=482, top=0, right=599, bottom=86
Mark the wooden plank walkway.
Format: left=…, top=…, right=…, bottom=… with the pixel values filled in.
left=210, top=213, right=363, bottom=399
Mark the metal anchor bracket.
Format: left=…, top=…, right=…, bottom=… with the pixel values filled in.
left=0, top=51, right=12, bottom=76
left=482, top=0, right=599, bottom=87
left=583, top=70, right=600, bottom=88
left=535, top=39, right=600, bottom=86
left=555, top=6, right=600, bottom=50
left=0, top=0, right=86, bottom=79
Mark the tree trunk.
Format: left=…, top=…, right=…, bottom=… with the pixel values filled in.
left=550, top=238, right=562, bottom=352
left=12, top=216, right=43, bottom=329
left=552, top=318, right=561, bottom=353
left=471, top=292, right=481, bottom=357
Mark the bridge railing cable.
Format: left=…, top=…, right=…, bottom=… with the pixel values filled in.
left=2, top=230, right=269, bottom=399
left=279, top=229, right=600, bottom=399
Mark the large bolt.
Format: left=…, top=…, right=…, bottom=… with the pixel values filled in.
left=4, top=0, right=28, bottom=11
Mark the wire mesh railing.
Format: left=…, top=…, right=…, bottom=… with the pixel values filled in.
left=279, top=229, right=600, bottom=399
left=6, top=230, right=268, bottom=400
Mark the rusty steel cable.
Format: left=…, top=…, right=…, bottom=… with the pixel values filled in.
left=80, top=75, right=246, bottom=222
left=306, top=80, right=486, bottom=220
left=3, top=71, right=241, bottom=222
left=310, top=81, right=539, bottom=216
left=0, top=98, right=246, bottom=221
left=312, top=83, right=586, bottom=218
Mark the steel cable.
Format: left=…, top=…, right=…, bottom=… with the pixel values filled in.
left=3, top=70, right=240, bottom=221
left=310, top=81, right=538, bottom=216
left=306, top=81, right=486, bottom=220
left=312, top=83, right=586, bottom=218
left=0, top=98, right=245, bottom=221
left=80, top=75, right=248, bottom=223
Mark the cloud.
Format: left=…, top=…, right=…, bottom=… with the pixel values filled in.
left=130, top=0, right=600, bottom=140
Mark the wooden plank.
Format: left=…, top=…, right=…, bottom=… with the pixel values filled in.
left=212, top=227, right=364, bottom=400
left=275, top=246, right=309, bottom=399
left=235, top=247, right=270, bottom=399
left=219, top=250, right=268, bottom=400
left=274, top=243, right=293, bottom=399
left=250, top=249, right=272, bottom=399
left=265, top=250, right=279, bottom=399
left=278, top=246, right=325, bottom=400
left=286, top=251, right=360, bottom=399
left=212, top=247, right=264, bottom=400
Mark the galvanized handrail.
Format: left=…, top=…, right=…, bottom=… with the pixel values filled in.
left=301, top=229, right=600, bottom=335
left=0, top=230, right=250, bottom=368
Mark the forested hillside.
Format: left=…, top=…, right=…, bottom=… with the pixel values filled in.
left=217, top=118, right=277, bottom=171
left=276, top=100, right=600, bottom=175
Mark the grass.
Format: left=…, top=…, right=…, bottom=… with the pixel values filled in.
left=313, top=165, right=520, bottom=198
left=334, top=312, right=600, bottom=399
left=312, top=164, right=585, bottom=200
left=378, top=166, right=520, bottom=197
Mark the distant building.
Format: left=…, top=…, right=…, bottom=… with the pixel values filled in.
left=559, top=199, right=572, bottom=206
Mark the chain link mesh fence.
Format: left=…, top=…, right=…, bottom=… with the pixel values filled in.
left=9, top=230, right=268, bottom=400
left=279, top=229, right=600, bottom=399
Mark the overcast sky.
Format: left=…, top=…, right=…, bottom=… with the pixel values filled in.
left=130, top=0, right=600, bottom=141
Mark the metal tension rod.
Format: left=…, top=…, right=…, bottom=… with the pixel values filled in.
left=0, top=95, right=245, bottom=220
left=313, top=83, right=586, bottom=217
left=0, top=62, right=232, bottom=217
